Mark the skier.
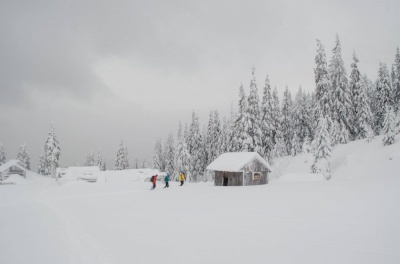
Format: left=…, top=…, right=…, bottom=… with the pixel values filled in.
left=150, top=174, right=158, bottom=190
left=179, top=172, right=185, bottom=186
left=164, top=173, right=170, bottom=188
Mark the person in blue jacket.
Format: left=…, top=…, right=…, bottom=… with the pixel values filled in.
left=163, top=173, right=170, bottom=188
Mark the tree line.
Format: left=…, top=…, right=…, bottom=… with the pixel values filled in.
left=152, top=34, right=400, bottom=181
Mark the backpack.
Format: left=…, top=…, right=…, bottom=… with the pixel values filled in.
left=150, top=176, right=154, bottom=182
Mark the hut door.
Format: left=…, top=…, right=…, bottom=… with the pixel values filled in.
left=223, top=177, right=228, bottom=186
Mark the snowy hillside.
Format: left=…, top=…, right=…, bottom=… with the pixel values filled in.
left=0, top=135, right=399, bottom=264
left=270, top=134, right=400, bottom=181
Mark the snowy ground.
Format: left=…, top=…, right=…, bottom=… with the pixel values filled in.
left=1, top=135, right=400, bottom=264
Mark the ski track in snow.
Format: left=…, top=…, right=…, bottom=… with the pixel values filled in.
left=38, top=196, right=114, bottom=264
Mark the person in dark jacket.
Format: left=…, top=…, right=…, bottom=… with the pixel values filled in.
left=164, top=173, right=170, bottom=188
left=150, top=174, right=158, bottom=190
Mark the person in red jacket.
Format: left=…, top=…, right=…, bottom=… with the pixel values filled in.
left=150, top=174, right=158, bottom=190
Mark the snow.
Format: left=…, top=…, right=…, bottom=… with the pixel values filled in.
left=3, top=174, right=28, bottom=184
left=1, top=135, right=400, bottom=264
left=275, top=173, right=327, bottom=183
left=207, top=152, right=272, bottom=172
left=65, top=166, right=101, bottom=173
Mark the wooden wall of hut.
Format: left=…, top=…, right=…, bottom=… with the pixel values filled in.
left=242, top=159, right=269, bottom=185
left=242, top=171, right=268, bottom=186
left=214, top=171, right=243, bottom=186
left=214, top=169, right=268, bottom=186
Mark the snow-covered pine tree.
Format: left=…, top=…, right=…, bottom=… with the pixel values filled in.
left=314, top=39, right=332, bottom=119
left=218, top=116, right=229, bottom=155
left=260, top=75, right=274, bottom=161
left=226, top=103, right=237, bottom=152
left=164, top=133, right=175, bottom=175
left=375, top=63, right=394, bottom=131
left=44, top=123, right=61, bottom=176
left=281, top=86, right=294, bottom=155
left=350, top=52, right=374, bottom=139
left=115, top=144, right=123, bottom=170
left=184, top=123, right=190, bottom=151
left=199, top=126, right=208, bottom=181
left=271, top=129, right=286, bottom=159
left=97, top=149, right=106, bottom=171
left=243, top=68, right=263, bottom=154
left=24, top=145, right=31, bottom=170
left=189, top=111, right=203, bottom=182
left=362, top=74, right=376, bottom=115
left=304, top=92, right=314, bottom=139
left=232, top=84, right=247, bottom=152
left=382, top=105, right=396, bottom=146
left=365, top=126, right=375, bottom=143
left=175, top=122, right=191, bottom=180
left=330, top=119, right=341, bottom=147
left=310, top=91, right=320, bottom=137
left=311, top=115, right=332, bottom=179
left=267, top=86, right=285, bottom=162
left=290, top=133, right=302, bottom=156
left=302, top=135, right=312, bottom=153
left=328, top=34, right=352, bottom=143
left=205, top=111, right=214, bottom=167
left=393, top=48, right=400, bottom=111
left=85, top=150, right=95, bottom=166
left=152, top=139, right=163, bottom=171
left=292, top=88, right=303, bottom=142
left=340, top=124, right=350, bottom=143
left=115, top=141, right=129, bottom=170
left=204, top=110, right=222, bottom=173
left=122, top=146, right=129, bottom=169
left=271, top=87, right=281, bottom=140
left=292, top=87, right=312, bottom=153
left=211, top=110, right=221, bottom=160
left=0, top=143, right=6, bottom=165
left=37, top=154, right=46, bottom=175
left=299, top=89, right=313, bottom=143
left=349, top=51, right=361, bottom=135
left=183, top=123, right=192, bottom=171
left=16, top=144, right=30, bottom=170
left=174, top=122, right=184, bottom=179
left=396, top=111, right=400, bottom=135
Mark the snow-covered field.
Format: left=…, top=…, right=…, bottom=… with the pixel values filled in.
left=1, top=135, right=400, bottom=264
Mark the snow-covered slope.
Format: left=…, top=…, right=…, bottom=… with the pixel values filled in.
left=271, top=134, right=400, bottom=182
left=0, top=135, right=399, bottom=264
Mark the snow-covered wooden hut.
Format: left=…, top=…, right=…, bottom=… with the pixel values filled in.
left=206, top=152, right=271, bottom=186
left=0, top=160, right=27, bottom=181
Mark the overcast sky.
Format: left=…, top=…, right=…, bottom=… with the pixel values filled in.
left=0, top=0, right=399, bottom=168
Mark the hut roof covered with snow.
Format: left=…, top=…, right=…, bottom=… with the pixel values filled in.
left=207, top=152, right=271, bottom=172
left=0, top=160, right=27, bottom=181
left=0, top=159, right=26, bottom=172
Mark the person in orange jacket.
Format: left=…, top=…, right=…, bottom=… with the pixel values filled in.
left=150, top=174, right=158, bottom=190
left=179, top=172, right=185, bottom=186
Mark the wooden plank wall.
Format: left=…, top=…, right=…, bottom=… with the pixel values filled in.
left=214, top=171, right=243, bottom=186
left=213, top=159, right=269, bottom=186
left=242, top=159, right=269, bottom=185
